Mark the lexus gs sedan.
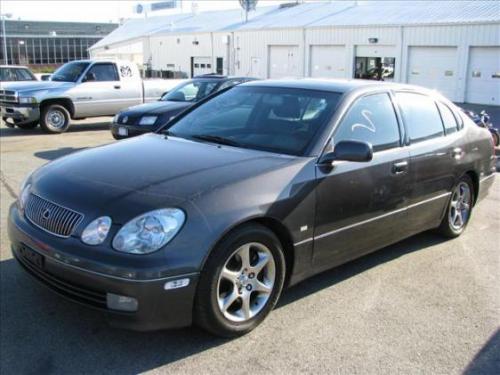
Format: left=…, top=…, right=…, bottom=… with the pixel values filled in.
left=8, top=80, right=496, bottom=337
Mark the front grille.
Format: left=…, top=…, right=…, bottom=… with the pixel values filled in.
left=25, top=194, right=84, bottom=238
left=15, top=245, right=107, bottom=309
left=0, top=90, right=17, bottom=103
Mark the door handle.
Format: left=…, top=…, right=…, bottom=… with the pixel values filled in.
left=114, top=85, right=121, bottom=89
left=392, top=161, right=408, bottom=175
left=451, top=147, right=464, bottom=159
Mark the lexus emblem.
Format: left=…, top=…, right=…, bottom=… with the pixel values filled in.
left=42, top=208, right=51, bottom=220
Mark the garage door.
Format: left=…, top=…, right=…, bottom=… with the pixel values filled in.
left=466, top=47, right=500, bottom=105
left=309, top=45, right=346, bottom=78
left=407, top=46, right=458, bottom=101
left=268, top=45, right=300, bottom=79
left=192, top=56, right=212, bottom=77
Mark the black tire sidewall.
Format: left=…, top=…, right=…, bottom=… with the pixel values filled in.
left=195, top=224, right=286, bottom=337
left=41, top=104, right=70, bottom=133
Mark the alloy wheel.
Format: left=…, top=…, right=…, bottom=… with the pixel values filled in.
left=216, top=242, right=276, bottom=322
left=449, top=181, right=472, bottom=231
left=47, top=109, right=66, bottom=129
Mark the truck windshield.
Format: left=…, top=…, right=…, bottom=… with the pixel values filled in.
left=51, top=62, right=90, bottom=82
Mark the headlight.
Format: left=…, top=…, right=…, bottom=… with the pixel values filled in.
left=19, top=97, right=37, bottom=104
left=112, top=208, right=185, bottom=254
left=139, top=116, right=158, bottom=126
left=112, top=114, right=120, bottom=123
left=81, top=216, right=112, bottom=245
left=18, top=183, right=31, bottom=211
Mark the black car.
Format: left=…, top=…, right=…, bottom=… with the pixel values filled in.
left=9, top=80, right=496, bottom=337
left=110, top=75, right=256, bottom=139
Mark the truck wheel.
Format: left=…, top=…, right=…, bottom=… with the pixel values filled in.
left=40, top=104, right=71, bottom=133
left=16, top=121, right=39, bottom=129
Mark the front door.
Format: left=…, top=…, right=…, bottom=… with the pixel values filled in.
left=313, top=92, right=410, bottom=269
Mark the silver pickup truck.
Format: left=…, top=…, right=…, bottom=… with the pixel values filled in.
left=0, top=60, right=183, bottom=133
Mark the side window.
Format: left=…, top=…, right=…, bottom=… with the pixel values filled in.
left=15, top=69, right=35, bottom=81
left=217, top=80, right=240, bottom=91
left=437, top=102, right=458, bottom=134
left=334, top=93, right=400, bottom=152
left=396, top=92, right=444, bottom=142
left=86, top=63, right=119, bottom=82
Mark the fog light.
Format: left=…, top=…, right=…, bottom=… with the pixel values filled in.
left=164, top=278, right=190, bottom=290
left=106, top=293, right=138, bottom=312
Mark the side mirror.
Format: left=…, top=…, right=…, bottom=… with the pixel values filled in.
left=319, top=140, right=373, bottom=165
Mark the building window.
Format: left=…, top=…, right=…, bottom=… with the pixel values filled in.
left=354, top=56, right=395, bottom=80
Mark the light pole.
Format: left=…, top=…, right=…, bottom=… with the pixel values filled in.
left=1, top=13, right=12, bottom=65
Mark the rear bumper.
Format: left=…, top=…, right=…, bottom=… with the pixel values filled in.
left=8, top=205, right=199, bottom=331
left=0, top=104, right=39, bottom=125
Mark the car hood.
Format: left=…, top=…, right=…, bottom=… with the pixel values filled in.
left=1, top=80, right=74, bottom=93
left=121, top=101, right=191, bottom=115
left=31, top=134, right=299, bottom=223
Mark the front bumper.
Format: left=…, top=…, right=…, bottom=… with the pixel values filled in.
left=0, top=103, right=39, bottom=126
left=110, top=122, right=158, bottom=139
left=8, top=204, right=199, bottom=331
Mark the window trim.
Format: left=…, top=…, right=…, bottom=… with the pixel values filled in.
left=394, top=91, right=446, bottom=145
left=330, top=90, right=404, bottom=153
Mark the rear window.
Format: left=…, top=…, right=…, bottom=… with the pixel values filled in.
left=437, top=102, right=458, bottom=134
left=15, top=68, right=36, bottom=81
left=396, top=92, right=444, bottom=142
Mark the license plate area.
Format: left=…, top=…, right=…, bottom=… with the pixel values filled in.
left=19, top=245, right=44, bottom=269
left=118, top=127, right=128, bottom=136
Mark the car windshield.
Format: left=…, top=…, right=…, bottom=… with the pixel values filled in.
left=164, top=86, right=341, bottom=156
left=162, top=80, right=220, bottom=102
left=51, top=62, right=90, bottom=82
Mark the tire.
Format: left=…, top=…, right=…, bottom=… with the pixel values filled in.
left=437, top=175, right=474, bottom=238
left=492, top=132, right=500, bottom=147
left=194, top=223, right=286, bottom=337
left=16, top=121, right=39, bottom=129
left=40, top=104, right=71, bottom=133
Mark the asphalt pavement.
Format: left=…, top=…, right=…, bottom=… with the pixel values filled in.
left=0, top=119, right=499, bottom=375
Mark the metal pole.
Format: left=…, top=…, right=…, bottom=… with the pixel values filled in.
left=2, top=17, right=8, bottom=64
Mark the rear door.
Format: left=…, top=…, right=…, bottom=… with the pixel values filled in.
left=394, top=91, right=459, bottom=233
left=313, top=91, right=410, bottom=269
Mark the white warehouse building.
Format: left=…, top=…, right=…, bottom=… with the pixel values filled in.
left=90, top=1, right=500, bottom=105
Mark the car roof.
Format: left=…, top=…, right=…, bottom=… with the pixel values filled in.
left=192, top=74, right=258, bottom=81
left=241, top=78, right=431, bottom=95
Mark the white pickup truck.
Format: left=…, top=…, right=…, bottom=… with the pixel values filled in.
left=0, top=60, right=183, bottom=133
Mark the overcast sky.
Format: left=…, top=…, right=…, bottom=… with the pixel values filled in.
left=2, top=0, right=287, bottom=23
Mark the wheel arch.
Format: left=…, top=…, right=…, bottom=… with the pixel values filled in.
left=201, top=216, right=296, bottom=288
left=40, top=98, right=75, bottom=118
left=464, top=170, right=479, bottom=205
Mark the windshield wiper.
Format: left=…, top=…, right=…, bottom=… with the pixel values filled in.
left=190, top=134, right=241, bottom=147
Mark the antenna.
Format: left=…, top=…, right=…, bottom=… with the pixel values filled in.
left=239, top=0, right=258, bottom=22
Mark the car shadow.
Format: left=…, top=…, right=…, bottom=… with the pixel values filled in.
left=0, top=121, right=110, bottom=137
left=34, top=147, right=88, bottom=161
left=463, top=329, right=500, bottom=375
left=0, top=231, right=446, bottom=374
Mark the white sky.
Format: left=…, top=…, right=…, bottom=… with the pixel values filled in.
left=2, top=0, right=287, bottom=23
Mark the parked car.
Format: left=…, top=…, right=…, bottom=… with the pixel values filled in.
left=8, top=80, right=496, bottom=337
left=0, top=60, right=183, bottom=132
left=461, top=107, right=499, bottom=147
left=0, top=65, right=37, bottom=83
left=110, top=75, right=257, bottom=139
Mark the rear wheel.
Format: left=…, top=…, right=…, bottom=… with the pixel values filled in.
left=194, top=224, right=286, bottom=337
left=438, top=176, right=474, bottom=238
left=40, top=104, right=71, bottom=133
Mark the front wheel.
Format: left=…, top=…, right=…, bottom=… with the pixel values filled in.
left=40, top=104, right=71, bottom=133
left=438, top=176, right=474, bottom=238
left=194, top=224, right=286, bottom=337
